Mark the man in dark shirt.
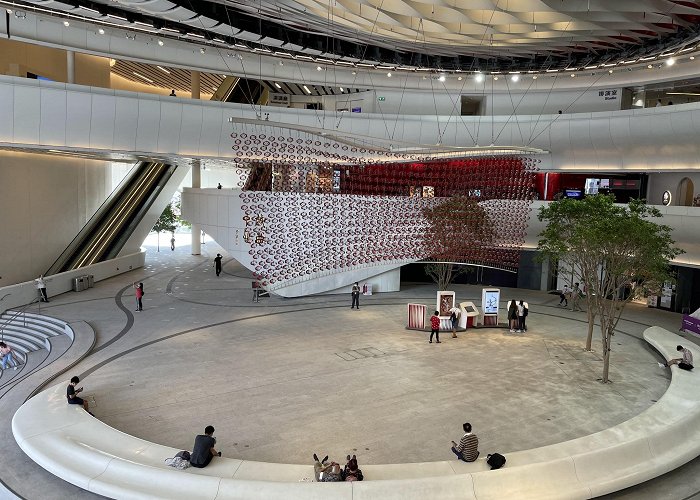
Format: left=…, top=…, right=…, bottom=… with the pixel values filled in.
left=214, top=254, right=223, bottom=277
left=67, top=376, right=89, bottom=412
left=190, top=425, right=220, bottom=468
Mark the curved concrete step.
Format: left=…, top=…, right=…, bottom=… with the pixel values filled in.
left=0, top=329, right=50, bottom=350
left=0, top=336, right=36, bottom=355
left=0, top=317, right=64, bottom=337
left=0, top=324, right=52, bottom=341
left=4, top=311, right=66, bottom=330
left=0, top=349, right=47, bottom=387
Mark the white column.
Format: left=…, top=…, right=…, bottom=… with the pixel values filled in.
left=191, top=71, right=200, bottom=100
left=191, top=160, right=201, bottom=255
left=66, top=50, right=75, bottom=84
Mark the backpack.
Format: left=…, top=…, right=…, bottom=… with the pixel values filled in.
left=486, top=453, right=506, bottom=470
left=523, top=307, right=528, bottom=317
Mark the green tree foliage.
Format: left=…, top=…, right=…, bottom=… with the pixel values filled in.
left=538, top=195, right=683, bottom=382
left=422, top=196, right=492, bottom=290
left=152, top=202, right=179, bottom=251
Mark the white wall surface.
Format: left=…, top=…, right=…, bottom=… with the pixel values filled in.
left=5, top=75, right=700, bottom=174
left=646, top=172, right=700, bottom=206
left=0, top=150, right=112, bottom=286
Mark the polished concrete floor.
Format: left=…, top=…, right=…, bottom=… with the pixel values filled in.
left=4, top=233, right=700, bottom=499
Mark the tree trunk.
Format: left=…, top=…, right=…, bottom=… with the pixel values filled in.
left=602, top=332, right=611, bottom=383
left=585, top=317, right=594, bottom=351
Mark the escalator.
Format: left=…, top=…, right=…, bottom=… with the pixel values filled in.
left=213, top=76, right=265, bottom=105
left=46, top=162, right=177, bottom=274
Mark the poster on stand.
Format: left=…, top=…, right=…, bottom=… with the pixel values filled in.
left=407, top=304, right=426, bottom=330
left=362, top=283, right=373, bottom=295
left=436, top=291, right=456, bottom=317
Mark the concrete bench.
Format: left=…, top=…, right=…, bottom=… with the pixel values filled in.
left=12, top=326, right=700, bottom=499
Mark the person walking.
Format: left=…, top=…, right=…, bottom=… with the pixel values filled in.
left=133, top=282, right=144, bottom=311
left=170, top=233, right=175, bottom=251
left=571, top=283, right=583, bottom=311
left=430, top=310, right=441, bottom=343
left=214, top=254, right=223, bottom=276
left=36, top=275, right=49, bottom=302
left=351, top=282, right=360, bottom=309
left=0, top=342, right=18, bottom=371
left=559, top=285, right=570, bottom=307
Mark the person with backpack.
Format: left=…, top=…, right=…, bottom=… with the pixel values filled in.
left=449, top=305, right=461, bottom=338
left=133, top=282, right=144, bottom=311
left=429, top=310, right=441, bottom=343
left=343, top=455, right=363, bottom=481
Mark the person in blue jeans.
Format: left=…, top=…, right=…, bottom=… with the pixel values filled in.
left=0, top=342, right=17, bottom=371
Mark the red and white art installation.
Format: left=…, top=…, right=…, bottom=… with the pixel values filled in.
left=229, top=126, right=539, bottom=291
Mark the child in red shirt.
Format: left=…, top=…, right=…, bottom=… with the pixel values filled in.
left=430, top=311, right=441, bottom=343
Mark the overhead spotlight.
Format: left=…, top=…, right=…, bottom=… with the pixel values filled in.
left=6, top=9, right=12, bottom=14
left=303, top=85, right=311, bottom=94
left=608, top=69, right=613, bottom=74
left=666, top=57, right=675, bottom=66
left=316, top=66, right=323, bottom=71
left=647, top=64, right=653, bottom=69
left=386, top=72, right=392, bottom=77
left=511, top=74, right=519, bottom=82
left=438, top=75, right=446, bottom=82
left=199, top=47, right=206, bottom=54
left=691, top=56, right=696, bottom=61
left=157, top=39, right=164, bottom=46
left=351, top=71, right=357, bottom=75
left=63, top=20, right=70, bottom=27
left=98, top=28, right=105, bottom=34
left=339, top=87, right=344, bottom=92
left=274, top=82, right=281, bottom=89
left=532, top=75, right=538, bottom=80
left=570, top=73, right=576, bottom=77
left=278, top=60, right=284, bottom=66
left=109, top=58, right=116, bottom=67
left=457, top=76, right=463, bottom=81
left=475, top=73, right=484, bottom=82
left=493, top=76, right=499, bottom=80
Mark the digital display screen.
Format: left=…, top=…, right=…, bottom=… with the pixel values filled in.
left=585, top=178, right=599, bottom=195
left=600, top=178, right=610, bottom=189
left=565, top=189, right=583, bottom=199
left=483, top=290, right=500, bottom=314
left=464, top=305, right=475, bottom=313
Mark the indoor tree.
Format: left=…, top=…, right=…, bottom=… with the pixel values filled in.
left=538, top=195, right=683, bottom=382
left=152, top=202, right=179, bottom=252
left=422, top=196, right=492, bottom=290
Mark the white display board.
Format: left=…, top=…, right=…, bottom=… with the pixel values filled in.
left=436, top=291, right=456, bottom=318
left=481, top=288, right=500, bottom=326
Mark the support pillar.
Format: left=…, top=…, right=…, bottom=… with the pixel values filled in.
left=191, top=70, right=200, bottom=100
left=191, top=160, right=201, bottom=255
left=66, top=50, right=75, bottom=84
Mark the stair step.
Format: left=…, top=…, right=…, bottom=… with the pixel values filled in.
left=0, top=335, right=37, bottom=354
left=0, top=324, right=52, bottom=340
left=5, top=310, right=66, bottom=329
left=0, top=349, right=49, bottom=388
left=0, top=317, right=64, bottom=337
left=0, top=328, right=49, bottom=349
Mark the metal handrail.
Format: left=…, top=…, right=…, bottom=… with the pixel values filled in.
left=0, top=298, right=40, bottom=341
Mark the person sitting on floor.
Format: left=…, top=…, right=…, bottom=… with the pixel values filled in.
left=190, top=425, right=221, bottom=468
left=0, top=342, right=18, bottom=371
left=661, top=345, right=694, bottom=370
left=343, top=454, right=363, bottom=481
left=451, top=422, right=479, bottom=462
left=312, top=453, right=342, bottom=481
left=66, top=376, right=90, bottom=412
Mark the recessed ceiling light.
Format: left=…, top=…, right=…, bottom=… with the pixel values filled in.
left=352, top=71, right=357, bottom=75
left=648, top=64, right=653, bottom=69
left=475, top=74, right=484, bottom=82
left=63, top=20, right=70, bottom=27
left=570, top=73, right=576, bottom=77
left=200, top=48, right=206, bottom=54
left=511, top=74, right=519, bottom=82
left=457, top=76, right=462, bottom=81
left=666, top=57, right=675, bottom=66
left=274, top=82, right=281, bottom=89
left=438, top=75, right=446, bottom=82
left=532, top=75, right=538, bottom=80
left=316, top=66, right=322, bottom=71
left=156, top=65, right=170, bottom=74
left=133, top=72, right=153, bottom=83
left=278, top=60, right=284, bottom=66
left=386, top=72, right=392, bottom=77
left=5, top=9, right=12, bottom=14
left=303, top=85, right=311, bottom=94
left=339, top=87, right=344, bottom=92
left=493, top=76, right=499, bottom=80
left=98, top=28, right=105, bottom=35
left=157, top=39, right=164, bottom=46
left=691, top=56, right=696, bottom=61
left=608, top=69, right=614, bottom=74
